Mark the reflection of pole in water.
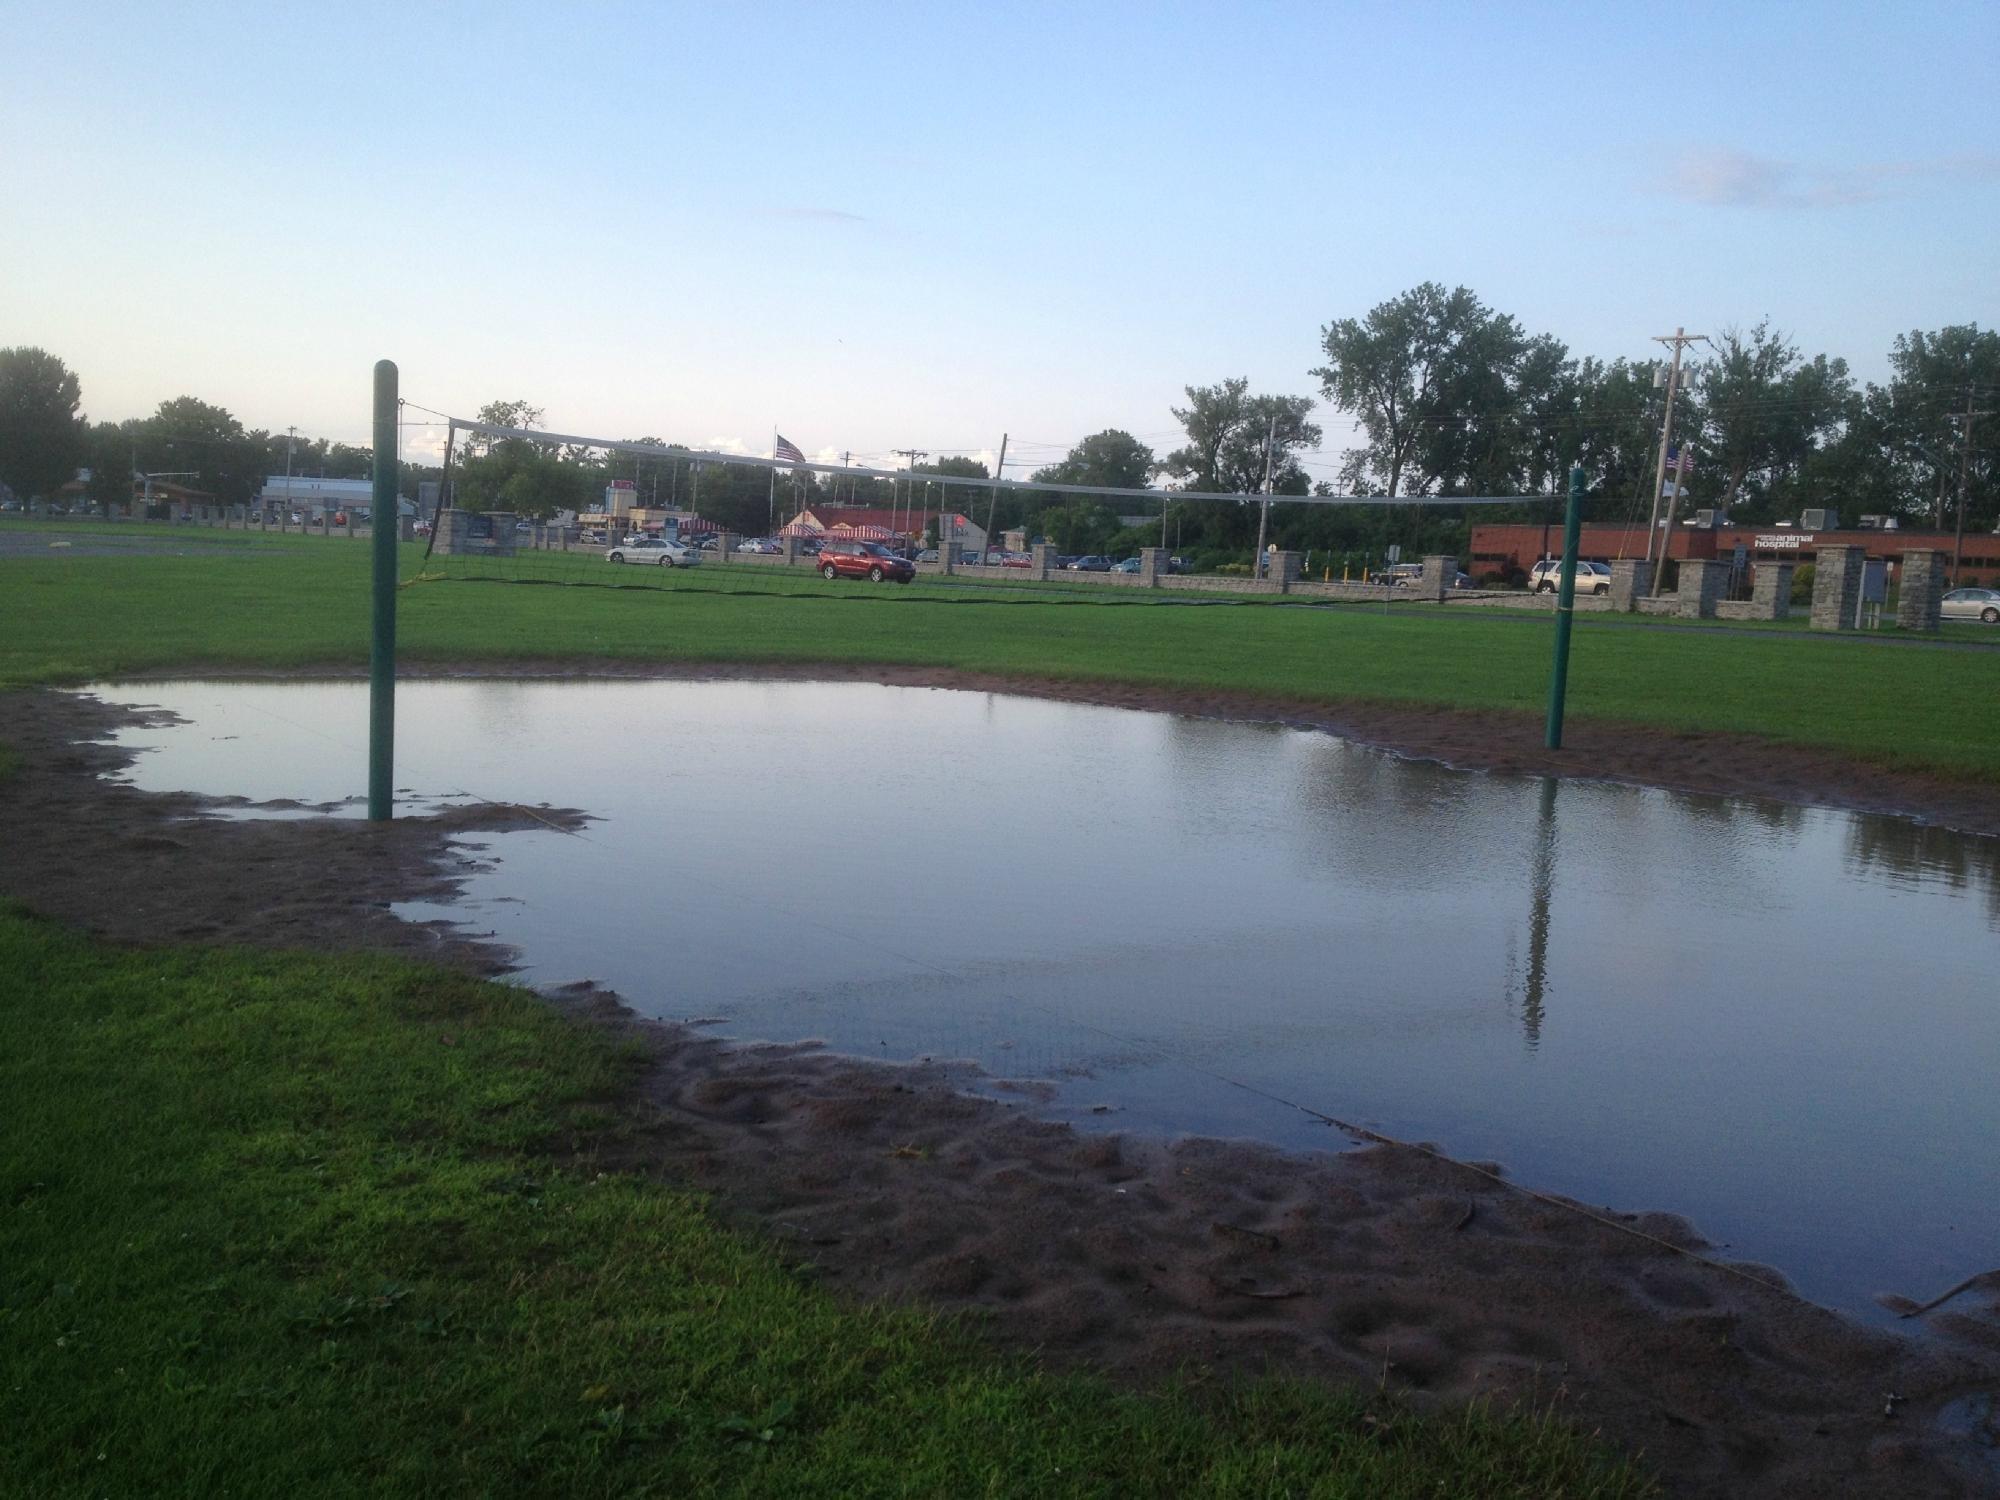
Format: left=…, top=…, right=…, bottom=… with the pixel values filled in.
left=1522, top=777, right=1558, bottom=1048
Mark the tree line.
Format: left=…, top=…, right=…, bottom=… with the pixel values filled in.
left=5, top=288, right=1991, bottom=563
left=0, top=353, right=433, bottom=515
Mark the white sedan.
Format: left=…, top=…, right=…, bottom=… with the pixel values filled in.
left=1942, top=586, right=2000, bottom=624
left=606, top=536, right=699, bottom=567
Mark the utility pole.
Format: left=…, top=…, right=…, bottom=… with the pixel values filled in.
left=890, top=449, right=928, bottom=542
left=1650, top=445, right=1693, bottom=595
left=840, top=450, right=852, bottom=506
left=1948, top=389, right=1991, bottom=586
left=1644, top=329, right=1707, bottom=566
left=984, top=433, right=1007, bottom=563
left=1251, top=414, right=1277, bottom=577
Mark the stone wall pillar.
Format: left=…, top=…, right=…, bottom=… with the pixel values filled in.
left=1418, top=554, right=1458, bottom=601
left=1896, top=549, right=1947, bottom=632
left=317, top=514, right=331, bottom=537
left=1139, top=547, right=1167, bottom=587
left=1676, top=558, right=1723, bottom=619
left=936, top=535, right=955, bottom=575
left=1031, top=542, right=1055, bottom=580
left=398, top=517, right=415, bottom=542
left=484, top=512, right=518, bottom=556
left=432, top=508, right=475, bottom=555
left=782, top=535, right=801, bottom=566
left=1749, top=561, right=1794, bottom=620
left=1265, top=550, right=1301, bottom=593
left=1810, top=545, right=1864, bottom=631
left=714, top=531, right=736, bottom=562
left=1608, top=559, right=1652, bottom=612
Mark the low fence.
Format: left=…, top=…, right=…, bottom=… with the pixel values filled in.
left=56, top=510, right=1945, bottom=630
left=40, top=504, right=415, bottom=542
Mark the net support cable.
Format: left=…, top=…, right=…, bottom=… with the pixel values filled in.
left=445, top=418, right=1540, bottom=510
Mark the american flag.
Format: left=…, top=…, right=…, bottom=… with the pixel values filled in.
left=773, top=434, right=806, bottom=465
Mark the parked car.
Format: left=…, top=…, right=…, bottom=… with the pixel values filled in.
left=1942, top=586, right=2000, bottom=623
left=606, top=535, right=699, bottom=567
left=1001, top=552, right=1032, bottom=569
left=1110, top=556, right=1142, bottom=574
left=916, top=547, right=940, bottom=562
left=817, top=539, right=915, bottom=583
left=797, top=538, right=822, bottom=556
left=1528, top=559, right=1613, bottom=595
left=1383, top=562, right=1425, bottom=587
left=1068, top=555, right=1112, bottom=572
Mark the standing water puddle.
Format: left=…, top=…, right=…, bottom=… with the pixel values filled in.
left=88, top=678, right=2000, bottom=1325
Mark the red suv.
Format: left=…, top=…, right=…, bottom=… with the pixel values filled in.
left=818, top=540, right=915, bottom=584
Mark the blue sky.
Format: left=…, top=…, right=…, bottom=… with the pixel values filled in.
left=3, top=0, right=1994, bottom=478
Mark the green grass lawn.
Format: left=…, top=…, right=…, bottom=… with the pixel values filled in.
left=6, top=519, right=2000, bottom=778
left=0, top=909, right=1651, bottom=1497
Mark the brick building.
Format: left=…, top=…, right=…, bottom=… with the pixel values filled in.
left=1469, top=521, right=2000, bottom=589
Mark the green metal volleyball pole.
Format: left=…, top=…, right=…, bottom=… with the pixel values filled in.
left=368, top=359, right=398, bottom=820
left=1543, top=464, right=1586, bottom=750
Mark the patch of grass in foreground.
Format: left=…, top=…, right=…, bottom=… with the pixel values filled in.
left=0, top=909, right=1652, bottom=1497
left=9, top=532, right=1998, bottom=779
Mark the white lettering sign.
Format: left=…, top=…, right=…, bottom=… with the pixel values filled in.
left=1754, top=533, right=1814, bottom=549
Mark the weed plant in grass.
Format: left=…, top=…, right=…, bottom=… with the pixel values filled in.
left=0, top=910, right=1652, bottom=1496
left=4, top=528, right=1999, bottom=778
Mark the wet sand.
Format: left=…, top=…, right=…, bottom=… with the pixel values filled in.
left=3, top=681, right=1996, bottom=1498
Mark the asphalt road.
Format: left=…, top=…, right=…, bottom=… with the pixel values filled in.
left=0, top=523, right=286, bottom=560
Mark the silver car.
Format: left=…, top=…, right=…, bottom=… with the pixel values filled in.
left=606, top=535, right=699, bottom=567
left=1942, top=587, right=2000, bottom=624
left=1529, top=559, right=1612, bottom=595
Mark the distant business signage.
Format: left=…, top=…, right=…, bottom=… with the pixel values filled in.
left=1754, top=533, right=1813, bottom=549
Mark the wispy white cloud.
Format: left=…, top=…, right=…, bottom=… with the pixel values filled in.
left=1659, top=146, right=2000, bottom=208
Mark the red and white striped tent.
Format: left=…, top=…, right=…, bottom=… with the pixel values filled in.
left=825, top=523, right=900, bottom=541
left=777, top=519, right=825, bottom=538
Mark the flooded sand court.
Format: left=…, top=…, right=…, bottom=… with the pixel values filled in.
left=92, top=675, right=2000, bottom=1324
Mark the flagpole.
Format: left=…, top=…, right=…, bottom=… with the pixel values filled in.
left=768, top=429, right=777, bottom=535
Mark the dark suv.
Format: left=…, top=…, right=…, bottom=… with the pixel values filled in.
left=818, top=540, right=915, bottom=584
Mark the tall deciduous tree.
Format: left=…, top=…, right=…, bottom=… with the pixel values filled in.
left=1312, top=283, right=1543, bottom=497
left=1162, top=379, right=1318, bottom=494
left=1687, top=322, right=1853, bottom=518
left=464, top=400, right=552, bottom=458
left=139, top=396, right=265, bottom=504
left=1843, top=325, right=2000, bottom=526
left=1031, top=430, right=1157, bottom=490
left=81, top=421, right=136, bottom=514
left=0, top=347, right=84, bottom=501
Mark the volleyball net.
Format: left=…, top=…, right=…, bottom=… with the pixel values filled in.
left=399, top=413, right=1545, bottom=605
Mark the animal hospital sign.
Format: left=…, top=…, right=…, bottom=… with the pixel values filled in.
left=1754, top=533, right=1815, bottom=549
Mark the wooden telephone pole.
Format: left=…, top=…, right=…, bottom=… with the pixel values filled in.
left=1948, top=388, right=1991, bottom=585
left=1644, top=328, right=1707, bottom=567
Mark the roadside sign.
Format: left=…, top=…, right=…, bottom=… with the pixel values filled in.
left=1385, top=544, right=1402, bottom=562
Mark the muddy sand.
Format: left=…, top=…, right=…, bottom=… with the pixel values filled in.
left=3, top=678, right=1997, bottom=1498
